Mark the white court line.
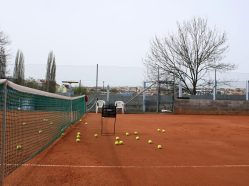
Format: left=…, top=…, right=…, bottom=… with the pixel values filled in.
left=19, top=164, right=249, bottom=168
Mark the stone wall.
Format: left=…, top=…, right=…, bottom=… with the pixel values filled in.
left=174, top=99, right=249, bottom=115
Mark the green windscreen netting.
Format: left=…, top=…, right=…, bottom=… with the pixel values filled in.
left=0, top=79, right=86, bottom=181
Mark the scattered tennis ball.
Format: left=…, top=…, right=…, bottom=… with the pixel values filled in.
left=115, top=136, right=120, bottom=140
left=136, top=136, right=140, bottom=140
left=77, top=132, right=81, bottom=135
left=134, top=131, right=138, bottom=135
left=76, top=134, right=80, bottom=138
left=16, top=145, right=22, bottom=150
left=94, top=133, right=98, bottom=137
left=162, top=129, right=165, bottom=133
left=22, top=122, right=26, bottom=126
left=76, top=138, right=80, bottom=142
left=80, top=119, right=82, bottom=122
left=157, top=128, right=161, bottom=132
left=115, top=141, right=119, bottom=145
left=148, top=140, right=153, bottom=144
left=125, top=132, right=129, bottom=136
left=119, top=140, right=124, bottom=145
left=38, top=130, right=43, bottom=134
left=157, top=145, right=162, bottom=149
left=84, top=122, right=88, bottom=125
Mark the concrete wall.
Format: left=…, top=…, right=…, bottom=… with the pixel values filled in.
left=174, top=99, right=249, bottom=115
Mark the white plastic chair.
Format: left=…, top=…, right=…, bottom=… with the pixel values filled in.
left=96, top=100, right=105, bottom=113
left=115, top=101, right=125, bottom=114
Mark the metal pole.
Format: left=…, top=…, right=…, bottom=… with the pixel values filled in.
left=142, top=82, right=146, bottom=112
left=96, top=64, right=98, bottom=97
left=1, top=80, right=7, bottom=186
left=157, top=66, right=160, bottom=112
left=107, top=85, right=110, bottom=103
left=172, top=70, right=176, bottom=113
left=178, top=80, right=182, bottom=97
left=213, top=68, right=217, bottom=100
left=246, top=80, right=249, bottom=101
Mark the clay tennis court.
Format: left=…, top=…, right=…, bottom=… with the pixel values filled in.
left=4, top=113, right=249, bottom=186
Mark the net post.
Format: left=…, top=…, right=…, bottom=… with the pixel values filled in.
left=0, top=80, right=7, bottom=186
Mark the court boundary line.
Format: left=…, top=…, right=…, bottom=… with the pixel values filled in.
left=17, top=164, right=249, bottom=168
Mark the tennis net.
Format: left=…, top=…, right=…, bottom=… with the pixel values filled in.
left=0, top=79, right=86, bottom=182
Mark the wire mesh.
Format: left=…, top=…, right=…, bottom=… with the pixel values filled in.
left=0, top=80, right=86, bottom=181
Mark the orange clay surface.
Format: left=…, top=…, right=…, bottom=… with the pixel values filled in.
left=4, top=113, right=249, bottom=186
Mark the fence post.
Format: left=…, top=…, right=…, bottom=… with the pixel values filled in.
left=1, top=80, right=7, bottom=186
left=246, top=80, right=249, bottom=101
left=106, top=85, right=110, bottom=104
left=213, top=68, right=217, bottom=100
left=142, top=82, right=146, bottom=112
left=157, top=66, right=160, bottom=112
left=178, top=80, right=182, bottom=97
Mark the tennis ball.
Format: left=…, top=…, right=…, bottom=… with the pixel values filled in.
left=22, top=122, right=26, bottom=126
left=115, top=141, right=119, bottom=145
left=134, top=131, right=138, bottom=135
left=148, top=140, right=153, bottom=144
left=125, top=132, right=129, bottom=136
left=16, top=145, right=22, bottom=150
left=76, top=138, right=80, bottom=142
left=162, top=129, right=165, bottom=133
left=80, top=119, right=82, bottom=122
left=94, top=133, right=98, bottom=137
left=115, top=136, right=120, bottom=140
left=136, top=136, right=140, bottom=140
left=38, top=130, right=43, bottom=134
left=157, top=145, right=162, bottom=149
left=76, top=134, right=80, bottom=138
left=77, top=132, right=81, bottom=135
left=84, top=122, right=88, bottom=125
left=157, top=128, right=161, bottom=132
left=119, top=140, right=124, bottom=145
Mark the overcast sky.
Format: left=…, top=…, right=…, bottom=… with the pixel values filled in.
left=0, top=0, right=249, bottom=86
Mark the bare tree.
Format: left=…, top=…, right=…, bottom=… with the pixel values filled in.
left=13, top=50, right=25, bottom=85
left=45, top=51, right=56, bottom=92
left=0, top=30, right=9, bottom=79
left=145, top=17, right=235, bottom=95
